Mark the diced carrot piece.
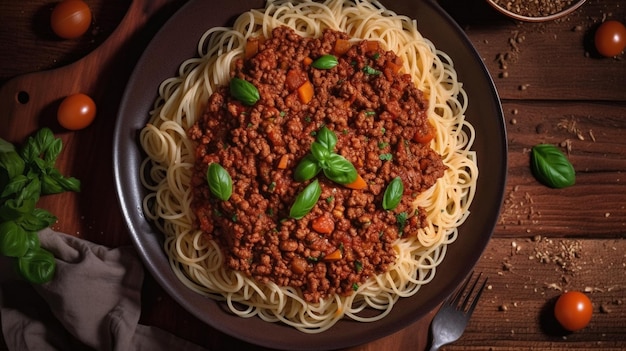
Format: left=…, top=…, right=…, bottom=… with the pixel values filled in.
left=323, top=249, right=342, bottom=261
left=344, top=173, right=367, bottom=190
left=385, top=60, right=402, bottom=74
left=244, top=38, right=259, bottom=60
left=286, top=69, right=307, bottom=92
left=364, top=40, right=379, bottom=53
left=277, top=154, right=289, bottom=169
left=311, top=213, right=335, bottom=234
left=297, top=80, right=314, bottom=104
left=303, top=57, right=313, bottom=66
left=333, top=39, right=352, bottom=56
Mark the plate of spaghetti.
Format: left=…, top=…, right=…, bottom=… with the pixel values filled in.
left=113, top=0, right=506, bottom=349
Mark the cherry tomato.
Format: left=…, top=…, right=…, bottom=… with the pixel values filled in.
left=50, top=0, right=92, bottom=39
left=57, top=93, right=97, bottom=130
left=554, top=291, right=592, bottom=331
left=594, top=20, right=626, bottom=57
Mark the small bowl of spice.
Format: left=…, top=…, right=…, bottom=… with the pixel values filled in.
left=487, top=0, right=587, bottom=22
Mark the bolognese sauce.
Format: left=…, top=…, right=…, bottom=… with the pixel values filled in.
left=188, top=26, right=446, bottom=303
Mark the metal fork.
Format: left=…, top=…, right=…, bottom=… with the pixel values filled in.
left=428, top=272, right=488, bottom=351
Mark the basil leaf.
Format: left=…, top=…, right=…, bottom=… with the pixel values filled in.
left=34, top=128, right=55, bottom=155
left=316, top=126, right=337, bottom=151
left=323, top=154, right=357, bottom=184
left=310, top=141, right=331, bottom=163
left=1, top=175, right=28, bottom=199
left=20, top=137, right=39, bottom=162
left=206, top=163, right=233, bottom=201
left=312, top=55, right=339, bottom=70
left=382, top=176, right=404, bottom=210
left=0, top=220, right=29, bottom=258
left=230, top=77, right=260, bottom=106
left=290, top=179, right=321, bottom=219
left=0, top=151, right=25, bottom=181
left=531, top=144, right=575, bottom=188
left=294, top=154, right=322, bottom=182
left=41, top=169, right=80, bottom=194
left=18, top=247, right=56, bottom=284
left=0, top=138, right=15, bottom=153
left=0, top=199, right=36, bottom=222
left=56, top=176, right=81, bottom=193
left=24, top=231, right=41, bottom=251
left=31, top=158, right=47, bottom=174
left=19, top=208, right=57, bottom=232
left=43, top=138, right=62, bottom=167
left=17, top=176, right=41, bottom=204
left=41, top=174, right=64, bottom=195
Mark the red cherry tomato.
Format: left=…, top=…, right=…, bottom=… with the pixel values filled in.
left=554, top=291, right=592, bottom=331
left=57, top=93, right=97, bottom=130
left=594, top=20, right=626, bottom=57
left=50, top=0, right=92, bottom=39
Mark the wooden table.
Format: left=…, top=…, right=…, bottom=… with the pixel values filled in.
left=1, top=0, right=624, bottom=350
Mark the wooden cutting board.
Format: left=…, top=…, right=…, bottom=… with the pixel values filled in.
left=0, top=0, right=182, bottom=247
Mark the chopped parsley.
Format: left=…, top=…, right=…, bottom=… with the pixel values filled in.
left=363, top=65, right=381, bottom=75
left=379, top=153, right=393, bottom=161
left=396, top=211, right=408, bottom=234
left=354, top=260, right=363, bottom=273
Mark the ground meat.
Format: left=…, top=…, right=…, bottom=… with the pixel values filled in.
left=188, top=26, right=446, bottom=303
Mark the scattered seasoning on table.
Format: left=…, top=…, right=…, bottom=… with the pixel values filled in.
left=495, top=30, right=525, bottom=79
left=492, top=0, right=576, bottom=17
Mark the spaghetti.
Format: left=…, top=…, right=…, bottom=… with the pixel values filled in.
left=140, top=0, right=478, bottom=333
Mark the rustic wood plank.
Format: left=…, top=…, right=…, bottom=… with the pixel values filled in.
left=494, top=101, right=626, bottom=238
left=448, top=237, right=626, bottom=350
left=0, top=0, right=184, bottom=247
left=0, top=0, right=130, bottom=84
left=441, top=0, right=626, bottom=101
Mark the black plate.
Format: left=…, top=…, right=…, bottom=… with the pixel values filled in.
left=113, top=0, right=507, bottom=349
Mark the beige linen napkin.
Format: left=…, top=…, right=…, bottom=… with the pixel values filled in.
left=0, top=228, right=209, bottom=351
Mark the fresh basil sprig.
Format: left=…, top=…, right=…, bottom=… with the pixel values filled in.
left=382, top=176, right=403, bottom=210
left=294, top=154, right=322, bottom=182
left=290, top=179, right=321, bottom=219
left=206, top=163, right=233, bottom=201
left=229, top=77, right=260, bottom=106
left=530, top=144, right=575, bottom=188
left=0, top=128, right=80, bottom=284
left=18, top=247, right=56, bottom=285
left=312, top=55, right=338, bottom=70
left=294, top=127, right=357, bottom=185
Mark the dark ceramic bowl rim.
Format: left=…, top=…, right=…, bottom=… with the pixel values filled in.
left=113, top=0, right=507, bottom=349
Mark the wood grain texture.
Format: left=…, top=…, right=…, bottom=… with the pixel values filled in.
left=0, top=0, right=625, bottom=350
